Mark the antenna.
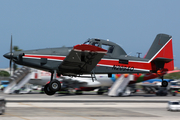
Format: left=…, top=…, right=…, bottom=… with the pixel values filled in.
left=125, top=52, right=132, bottom=57
left=137, top=52, right=142, bottom=58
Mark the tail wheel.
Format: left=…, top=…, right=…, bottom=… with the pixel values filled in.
left=162, top=81, right=168, bottom=87
left=49, top=80, right=61, bottom=92
left=44, top=84, right=56, bottom=96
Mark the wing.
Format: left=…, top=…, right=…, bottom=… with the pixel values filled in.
left=58, top=44, right=107, bottom=76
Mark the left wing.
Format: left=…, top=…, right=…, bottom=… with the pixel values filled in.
left=58, top=44, right=107, bottom=76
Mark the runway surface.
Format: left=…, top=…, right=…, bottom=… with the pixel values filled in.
left=0, top=92, right=180, bottom=120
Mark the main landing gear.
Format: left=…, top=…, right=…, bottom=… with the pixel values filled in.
left=161, top=76, right=168, bottom=87
left=44, top=71, right=61, bottom=96
left=157, top=69, right=168, bottom=87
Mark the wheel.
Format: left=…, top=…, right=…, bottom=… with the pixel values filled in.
left=49, top=80, right=61, bottom=92
left=162, top=81, right=168, bottom=87
left=44, top=84, right=56, bottom=96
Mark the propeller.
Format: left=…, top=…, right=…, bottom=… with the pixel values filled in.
left=9, top=35, right=13, bottom=75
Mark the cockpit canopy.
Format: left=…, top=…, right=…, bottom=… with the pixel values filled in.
left=83, top=38, right=127, bottom=58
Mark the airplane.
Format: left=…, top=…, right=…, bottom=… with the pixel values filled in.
left=3, top=33, right=174, bottom=95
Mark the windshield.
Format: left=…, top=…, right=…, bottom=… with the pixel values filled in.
left=92, top=42, right=100, bottom=47
left=101, top=44, right=114, bottom=53
left=83, top=40, right=90, bottom=45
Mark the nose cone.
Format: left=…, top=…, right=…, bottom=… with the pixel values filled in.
left=3, top=52, right=12, bottom=59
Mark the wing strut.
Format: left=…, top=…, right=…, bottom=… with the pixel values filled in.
left=91, top=70, right=97, bottom=82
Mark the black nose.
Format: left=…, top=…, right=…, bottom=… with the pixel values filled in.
left=3, top=52, right=11, bottom=59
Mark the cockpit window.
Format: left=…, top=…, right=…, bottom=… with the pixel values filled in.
left=101, top=44, right=114, bottom=53
left=92, top=42, right=100, bottom=47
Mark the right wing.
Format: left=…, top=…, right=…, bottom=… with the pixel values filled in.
left=58, top=44, right=107, bottom=76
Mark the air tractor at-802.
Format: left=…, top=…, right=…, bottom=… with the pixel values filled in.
left=4, top=34, right=174, bottom=95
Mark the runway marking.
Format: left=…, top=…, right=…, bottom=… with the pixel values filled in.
left=4, top=112, right=30, bottom=120
left=19, top=102, right=96, bottom=120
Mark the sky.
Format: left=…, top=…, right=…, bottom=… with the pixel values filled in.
left=0, top=0, right=180, bottom=69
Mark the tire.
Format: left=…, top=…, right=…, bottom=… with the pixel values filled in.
left=162, top=81, right=168, bottom=87
left=49, top=80, right=61, bottom=92
left=44, top=84, right=56, bottom=96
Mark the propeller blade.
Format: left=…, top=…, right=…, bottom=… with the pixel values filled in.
left=9, top=60, right=12, bottom=74
left=10, top=35, right=12, bottom=54
left=9, top=35, right=13, bottom=75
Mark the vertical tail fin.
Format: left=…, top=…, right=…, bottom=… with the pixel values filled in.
left=145, top=34, right=174, bottom=71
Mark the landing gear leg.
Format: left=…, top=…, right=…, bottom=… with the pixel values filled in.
left=44, top=71, right=61, bottom=95
left=49, top=71, right=61, bottom=92
left=161, top=76, right=168, bottom=87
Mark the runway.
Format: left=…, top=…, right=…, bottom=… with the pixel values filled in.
left=0, top=92, right=180, bottom=120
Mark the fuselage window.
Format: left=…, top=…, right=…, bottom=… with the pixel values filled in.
left=101, top=44, right=114, bottom=53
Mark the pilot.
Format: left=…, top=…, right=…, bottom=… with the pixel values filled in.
left=108, top=46, right=114, bottom=53
left=92, top=42, right=99, bottom=47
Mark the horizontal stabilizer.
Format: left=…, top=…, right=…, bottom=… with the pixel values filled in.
left=152, top=57, right=173, bottom=63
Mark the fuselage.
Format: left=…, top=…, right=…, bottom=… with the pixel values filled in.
left=8, top=42, right=151, bottom=76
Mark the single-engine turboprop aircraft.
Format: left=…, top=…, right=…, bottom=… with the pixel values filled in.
left=3, top=34, right=174, bottom=95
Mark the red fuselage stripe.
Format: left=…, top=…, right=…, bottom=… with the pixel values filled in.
left=98, top=59, right=151, bottom=70
left=24, top=54, right=151, bottom=70
left=24, top=55, right=65, bottom=60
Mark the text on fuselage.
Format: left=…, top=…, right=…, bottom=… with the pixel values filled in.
left=112, top=65, right=134, bottom=71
